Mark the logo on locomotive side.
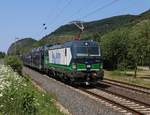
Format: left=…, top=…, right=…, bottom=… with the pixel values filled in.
left=52, top=52, right=61, bottom=64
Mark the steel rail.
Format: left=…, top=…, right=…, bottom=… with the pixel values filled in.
left=103, top=78, right=150, bottom=95
left=79, top=87, right=143, bottom=115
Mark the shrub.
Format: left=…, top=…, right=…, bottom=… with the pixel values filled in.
left=0, top=65, right=37, bottom=115
left=0, top=52, right=5, bottom=59
left=0, top=65, right=64, bottom=115
left=4, top=55, right=22, bottom=75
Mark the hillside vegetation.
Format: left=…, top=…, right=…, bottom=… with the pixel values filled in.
left=8, top=10, right=150, bottom=76
left=8, top=38, right=37, bottom=55
left=0, top=52, right=5, bottom=59
left=101, top=20, right=150, bottom=71
left=0, top=65, right=64, bottom=115
left=8, top=10, right=150, bottom=54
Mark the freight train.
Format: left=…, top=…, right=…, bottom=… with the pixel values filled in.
left=22, top=40, right=104, bottom=85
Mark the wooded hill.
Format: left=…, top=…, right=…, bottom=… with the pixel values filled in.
left=8, top=38, right=37, bottom=55
left=39, top=9, right=150, bottom=45
left=8, top=10, right=150, bottom=74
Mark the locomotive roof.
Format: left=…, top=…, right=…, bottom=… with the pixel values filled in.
left=49, top=40, right=99, bottom=49
left=64, top=40, right=98, bottom=46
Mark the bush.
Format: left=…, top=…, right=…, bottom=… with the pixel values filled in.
left=0, top=52, right=5, bottom=59
left=0, top=65, right=37, bottom=115
left=0, top=65, right=64, bottom=115
left=4, top=55, right=23, bottom=75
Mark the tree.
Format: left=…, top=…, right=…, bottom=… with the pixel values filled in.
left=4, top=55, right=23, bottom=75
left=128, top=20, right=150, bottom=77
left=100, top=28, right=129, bottom=70
left=0, top=52, right=5, bottom=59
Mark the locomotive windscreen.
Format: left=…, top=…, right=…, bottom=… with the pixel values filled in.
left=75, top=46, right=100, bottom=57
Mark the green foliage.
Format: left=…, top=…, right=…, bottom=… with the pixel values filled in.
left=100, top=19, right=150, bottom=77
left=1, top=80, right=63, bottom=115
left=1, top=81, right=37, bottom=115
left=101, top=28, right=129, bottom=69
left=50, top=15, right=135, bottom=37
left=128, top=20, right=150, bottom=64
left=22, top=92, right=37, bottom=114
left=0, top=52, right=5, bottom=59
left=127, top=20, right=150, bottom=77
left=7, top=38, right=37, bottom=55
left=0, top=65, right=37, bottom=115
left=4, top=55, right=23, bottom=74
left=7, top=10, right=150, bottom=72
left=8, top=10, right=150, bottom=56
left=0, top=66, right=64, bottom=115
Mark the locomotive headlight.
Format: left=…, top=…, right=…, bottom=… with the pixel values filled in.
left=87, top=65, right=91, bottom=68
left=72, top=63, right=76, bottom=69
left=85, top=42, right=88, bottom=46
left=100, top=64, right=103, bottom=69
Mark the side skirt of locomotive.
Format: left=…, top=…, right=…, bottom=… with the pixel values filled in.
left=45, top=63, right=104, bottom=85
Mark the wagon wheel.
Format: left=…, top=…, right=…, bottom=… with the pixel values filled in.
left=48, top=70, right=55, bottom=77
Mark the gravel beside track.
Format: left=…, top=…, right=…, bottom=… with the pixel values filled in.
left=23, top=67, right=122, bottom=115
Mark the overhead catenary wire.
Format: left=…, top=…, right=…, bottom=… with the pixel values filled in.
left=34, top=0, right=61, bottom=39
left=62, top=0, right=93, bottom=23
left=61, top=0, right=120, bottom=27
left=81, top=0, right=120, bottom=20
left=35, top=0, right=73, bottom=38
left=46, top=0, right=73, bottom=28
left=43, top=0, right=61, bottom=22
left=38, top=0, right=120, bottom=39
left=70, top=0, right=93, bottom=19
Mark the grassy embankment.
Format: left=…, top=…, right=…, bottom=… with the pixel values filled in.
left=0, top=65, right=65, bottom=115
left=104, top=67, right=150, bottom=88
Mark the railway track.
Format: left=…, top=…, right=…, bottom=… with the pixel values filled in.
left=78, top=87, right=150, bottom=115
left=24, top=67, right=150, bottom=114
left=103, top=78, right=150, bottom=95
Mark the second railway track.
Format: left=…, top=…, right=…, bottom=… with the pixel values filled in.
left=103, top=78, right=150, bottom=95
left=77, top=86, right=150, bottom=115
left=23, top=66, right=150, bottom=114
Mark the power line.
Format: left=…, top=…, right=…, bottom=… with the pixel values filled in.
left=60, top=0, right=94, bottom=26
left=38, top=0, right=120, bottom=39
left=81, top=0, right=119, bottom=20
left=62, top=0, right=120, bottom=27
left=47, top=0, right=73, bottom=28
left=34, top=0, right=62, bottom=39
left=72, top=0, right=92, bottom=18
left=44, top=0, right=61, bottom=21
left=68, top=0, right=93, bottom=21
left=35, top=0, right=72, bottom=38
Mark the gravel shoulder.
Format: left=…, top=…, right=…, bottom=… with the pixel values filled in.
left=23, top=67, right=122, bottom=115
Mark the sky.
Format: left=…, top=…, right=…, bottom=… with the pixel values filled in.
left=0, top=0, right=150, bottom=52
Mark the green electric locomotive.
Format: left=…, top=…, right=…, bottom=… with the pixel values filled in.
left=23, top=40, right=104, bottom=85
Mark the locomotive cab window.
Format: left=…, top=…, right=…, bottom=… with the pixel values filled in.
left=88, top=47, right=100, bottom=56
left=75, top=46, right=100, bottom=57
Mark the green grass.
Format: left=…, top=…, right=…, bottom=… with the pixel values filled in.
left=104, top=70, right=150, bottom=88
left=0, top=65, right=65, bottom=115
left=32, top=88, right=65, bottom=115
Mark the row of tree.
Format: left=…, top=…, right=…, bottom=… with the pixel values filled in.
left=99, top=19, right=150, bottom=77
